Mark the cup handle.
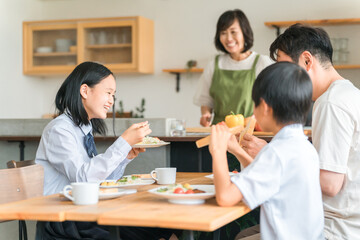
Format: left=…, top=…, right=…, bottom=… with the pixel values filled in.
left=63, top=185, right=74, bottom=201
left=150, top=170, right=158, bottom=181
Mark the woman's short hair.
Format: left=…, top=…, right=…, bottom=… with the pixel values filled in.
left=214, top=9, right=254, bottom=54
left=55, top=61, right=114, bottom=135
left=269, top=24, right=333, bottom=68
left=252, top=62, right=313, bottom=125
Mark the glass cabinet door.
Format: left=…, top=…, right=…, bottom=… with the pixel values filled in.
left=24, top=22, right=77, bottom=74
left=32, top=29, right=77, bottom=66
left=78, top=20, right=136, bottom=71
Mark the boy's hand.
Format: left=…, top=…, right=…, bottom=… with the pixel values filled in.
left=127, top=147, right=146, bottom=160
left=240, top=134, right=267, bottom=158
left=227, top=134, right=242, bottom=155
left=209, top=122, right=232, bottom=156
left=121, top=121, right=152, bottom=146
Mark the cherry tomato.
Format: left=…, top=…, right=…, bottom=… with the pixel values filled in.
left=185, top=189, right=194, bottom=194
left=173, top=187, right=185, bottom=194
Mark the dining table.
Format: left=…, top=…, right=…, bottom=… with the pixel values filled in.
left=0, top=172, right=251, bottom=240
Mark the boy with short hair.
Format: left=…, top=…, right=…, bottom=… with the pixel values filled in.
left=242, top=24, right=360, bottom=239
left=209, top=62, right=324, bottom=240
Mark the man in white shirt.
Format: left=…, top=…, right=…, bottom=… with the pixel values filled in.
left=242, top=24, right=360, bottom=239
left=210, top=62, right=324, bottom=240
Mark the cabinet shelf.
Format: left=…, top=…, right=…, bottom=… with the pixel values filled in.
left=86, top=43, right=132, bottom=49
left=163, top=68, right=204, bottom=92
left=33, top=52, right=77, bottom=57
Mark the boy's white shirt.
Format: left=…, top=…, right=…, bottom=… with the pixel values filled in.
left=231, top=124, right=324, bottom=240
left=312, top=79, right=360, bottom=240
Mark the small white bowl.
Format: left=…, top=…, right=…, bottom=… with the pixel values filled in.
left=36, top=46, right=53, bottom=53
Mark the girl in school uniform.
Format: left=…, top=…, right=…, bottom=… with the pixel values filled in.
left=35, top=61, right=176, bottom=240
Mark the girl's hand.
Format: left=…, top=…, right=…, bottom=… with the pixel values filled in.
left=121, top=121, right=152, bottom=146
left=127, top=147, right=146, bottom=160
left=209, top=122, right=232, bottom=156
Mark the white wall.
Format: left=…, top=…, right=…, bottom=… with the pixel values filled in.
left=1, top=0, right=360, bottom=128
left=1, top=1, right=360, bottom=239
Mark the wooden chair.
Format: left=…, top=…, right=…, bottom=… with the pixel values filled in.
left=1, top=163, right=44, bottom=240
left=6, top=160, right=36, bottom=169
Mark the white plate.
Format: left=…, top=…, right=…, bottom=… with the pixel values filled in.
left=132, top=142, right=170, bottom=148
left=98, top=189, right=137, bottom=199
left=148, top=185, right=215, bottom=205
left=100, top=179, right=155, bottom=188
left=60, top=189, right=137, bottom=200
left=205, top=172, right=238, bottom=179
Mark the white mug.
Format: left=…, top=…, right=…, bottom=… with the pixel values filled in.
left=150, top=167, right=176, bottom=185
left=63, top=182, right=99, bottom=205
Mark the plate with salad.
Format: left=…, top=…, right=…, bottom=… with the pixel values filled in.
left=148, top=183, right=215, bottom=205
left=100, top=175, right=155, bottom=188
left=132, top=136, right=170, bottom=148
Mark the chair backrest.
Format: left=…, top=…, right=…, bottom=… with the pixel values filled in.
left=0, top=165, right=44, bottom=204
left=7, top=160, right=36, bottom=169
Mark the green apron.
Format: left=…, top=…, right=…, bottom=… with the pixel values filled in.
left=209, top=54, right=260, bottom=124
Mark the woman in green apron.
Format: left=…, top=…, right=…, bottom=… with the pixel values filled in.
left=194, top=9, right=273, bottom=170
left=193, top=11, right=273, bottom=238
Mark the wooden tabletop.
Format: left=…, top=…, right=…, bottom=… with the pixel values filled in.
left=0, top=172, right=250, bottom=232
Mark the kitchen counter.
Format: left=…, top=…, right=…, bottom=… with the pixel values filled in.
left=0, top=119, right=311, bottom=172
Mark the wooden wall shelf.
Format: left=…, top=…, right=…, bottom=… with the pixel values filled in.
left=265, top=18, right=360, bottom=28
left=163, top=68, right=204, bottom=73
left=334, top=65, right=360, bottom=70
left=162, top=68, right=204, bottom=92
left=265, top=18, right=360, bottom=69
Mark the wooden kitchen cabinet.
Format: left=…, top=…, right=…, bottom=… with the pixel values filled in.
left=23, top=16, right=154, bottom=75
left=264, top=18, right=360, bottom=69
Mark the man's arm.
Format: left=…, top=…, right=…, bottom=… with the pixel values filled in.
left=320, top=169, right=345, bottom=197
left=240, top=134, right=267, bottom=158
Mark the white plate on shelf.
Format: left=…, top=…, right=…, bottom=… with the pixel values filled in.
left=205, top=172, right=238, bottom=179
left=99, top=179, right=155, bottom=188
left=60, top=188, right=137, bottom=200
left=132, top=142, right=170, bottom=148
left=148, top=185, right=215, bottom=205
left=36, top=46, right=53, bottom=53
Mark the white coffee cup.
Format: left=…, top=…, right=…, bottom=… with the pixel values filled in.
left=63, top=182, right=99, bottom=205
left=150, top=167, right=176, bottom=184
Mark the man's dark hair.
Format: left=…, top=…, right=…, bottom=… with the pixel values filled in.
left=269, top=24, right=333, bottom=68
left=252, top=62, right=313, bottom=125
left=214, top=9, right=253, bottom=53
left=55, top=61, right=114, bottom=135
